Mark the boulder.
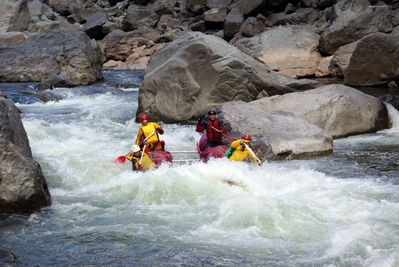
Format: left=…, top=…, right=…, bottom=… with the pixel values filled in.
left=1, top=0, right=30, bottom=32
left=122, top=4, right=159, bottom=31
left=224, top=8, right=244, bottom=39
left=102, top=28, right=160, bottom=61
left=0, top=94, right=51, bottom=213
left=217, top=101, right=333, bottom=160
left=319, top=3, right=392, bottom=55
left=0, top=29, right=103, bottom=87
left=185, top=0, right=206, bottom=12
left=136, top=31, right=293, bottom=122
left=240, top=15, right=270, bottom=37
left=252, top=84, right=390, bottom=138
left=0, top=31, right=26, bottom=45
left=203, top=8, right=227, bottom=23
left=27, top=0, right=54, bottom=18
left=234, top=25, right=321, bottom=78
left=270, top=8, right=320, bottom=26
left=315, top=56, right=333, bottom=77
left=82, top=11, right=108, bottom=40
left=344, top=32, right=399, bottom=86
left=230, top=0, right=263, bottom=15
left=47, top=0, right=82, bottom=16
left=328, top=40, right=358, bottom=77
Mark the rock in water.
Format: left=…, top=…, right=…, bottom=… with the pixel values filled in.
left=0, top=29, right=103, bottom=87
left=0, top=93, right=51, bottom=213
left=252, top=84, right=390, bottom=138
left=136, top=31, right=293, bottom=122
left=217, top=101, right=333, bottom=160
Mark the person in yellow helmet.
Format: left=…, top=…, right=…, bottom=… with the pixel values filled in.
left=135, top=114, right=165, bottom=151
left=127, top=145, right=157, bottom=171
left=228, top=134, right=259, bottom=163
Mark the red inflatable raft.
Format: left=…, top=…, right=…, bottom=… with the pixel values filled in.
left=197, top=134, right=228, bottom=162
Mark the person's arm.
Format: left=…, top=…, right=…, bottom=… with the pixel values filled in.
left=196, top=119, right=206, bottom=133
left=230, top=140, right=241, bottom=149
left=135, top=128, right=143, bottom=145
left=153, top=123, right=164, bottom=135
left=217, top=120, right=226, bottom=133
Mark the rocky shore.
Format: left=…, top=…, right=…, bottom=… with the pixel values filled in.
left=1, top=0, right=399, bottom=212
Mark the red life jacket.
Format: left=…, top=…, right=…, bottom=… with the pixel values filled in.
left=196, top=119, right=226, bottom=143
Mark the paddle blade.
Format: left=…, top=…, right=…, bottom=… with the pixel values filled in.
left=114, top=156, right=126, bottom=164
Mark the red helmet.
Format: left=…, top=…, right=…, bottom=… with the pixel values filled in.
left=242, top=134, right=251, bottom=140
left=140, top=114, right=148, bottom=121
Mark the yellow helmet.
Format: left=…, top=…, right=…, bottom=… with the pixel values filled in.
left=131, top=144, right=140, bottom=153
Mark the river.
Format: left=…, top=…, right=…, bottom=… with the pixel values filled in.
left=1, top=71, right=399, bottom=266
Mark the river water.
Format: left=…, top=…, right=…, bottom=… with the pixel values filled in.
left=1, top=71, right=399, bottom=266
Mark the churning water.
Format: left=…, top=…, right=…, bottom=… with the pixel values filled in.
left=1, top=71, right=399, bottom=266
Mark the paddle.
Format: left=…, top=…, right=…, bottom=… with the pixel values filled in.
left=114, top=131, right=156, bottom=164
left=201, top=119, right=262, bottom=165
left=139, top=145, right=146, bottom=165
left=201, top=119, right=233, bottom=142
left=243, top=142, right=262, bottom=166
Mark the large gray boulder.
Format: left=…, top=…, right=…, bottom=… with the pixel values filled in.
left=0, top=29, right=103, bottom=87
left=344, top=31, right=399, bottom=86
left=0, top=93, right=51, bottom=213
left=319, top=2, right=392, bottom=55
left=137, top=31, right=293, bottom=123
left=234, top=26, right=321, bottom=78
left=328, top=40, right=358, bottom=78
left=0, top=0, right=30, bottom=32
left=252, top=84, right=390, bottom=138
left=217, top=101, right=333, bottom=160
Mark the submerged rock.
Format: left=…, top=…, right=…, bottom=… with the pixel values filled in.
left=137, top=31, right=292, bottom=123
left=217, top=101, right=333, bottom=161
left=0, top=93, right=51, bottom=213
left=252, top=84, right=390, bottom=138
left=0, top=29, right=103, bottom=87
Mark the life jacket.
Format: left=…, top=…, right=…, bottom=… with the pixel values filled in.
left=228, top=140, right=256, bottom=163
left=127, top=151, right=157, bottom=171
left=196, top=119, right=225, bottom=143
left=223, top=146, right=236, bottom=158
left=136, top=122, right=163, bottom=145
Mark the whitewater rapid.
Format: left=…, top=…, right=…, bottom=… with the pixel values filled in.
left=2, top=71, right=399, bottom=266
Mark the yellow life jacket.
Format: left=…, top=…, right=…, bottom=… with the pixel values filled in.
left=127, top=152, right=157, bottom=171
left=228, top=140, right=256, bottom=162
left=136, top=122, right=161, bottom=145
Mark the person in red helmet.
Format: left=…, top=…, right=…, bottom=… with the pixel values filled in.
left=135, top=114, right=164, bottom=151
left=228, top=134, right=259, bottom=163
left=196, top=109, right=226, bottom=149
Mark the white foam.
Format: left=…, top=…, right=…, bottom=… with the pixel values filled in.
left=16, top=87, right=399, bottom=265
